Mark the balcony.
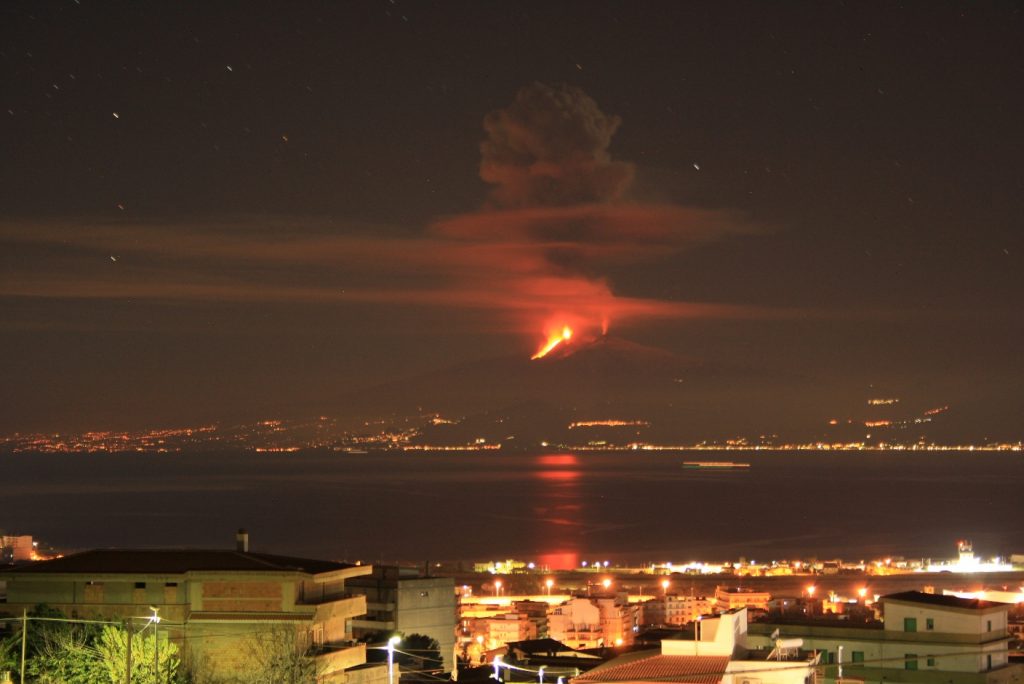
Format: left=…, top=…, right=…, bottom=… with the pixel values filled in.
left=314, top=641, right=367, bottom=679
left=308, top=594, right=368, bottom=623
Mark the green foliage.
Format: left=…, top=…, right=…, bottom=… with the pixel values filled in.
left=95, top=624, right=182, bottom=684
left=0, top=631, right=18, bottom=675
left=25, top=619, right=102, bottom=684
left=11, top=607, right=181, bottom=684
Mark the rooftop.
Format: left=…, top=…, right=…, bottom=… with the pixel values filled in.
left=882, top=591, right=1004, bottom=611
left=574, top=652, right=730, bottom=684
left=0, top=548, right=358, bottom=575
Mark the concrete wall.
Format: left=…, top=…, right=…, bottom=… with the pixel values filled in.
left=884, top=602, right=1008, bottom=637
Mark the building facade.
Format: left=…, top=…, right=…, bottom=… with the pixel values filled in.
left=747, top=591, right=1023, bottom=684
left=347, top=565, right=457, bottom=672
left=642, top=595, right=714, bottom=627
left=0, top=543, right=380, bottom=683
left=548, top=596, right=640, bottom=649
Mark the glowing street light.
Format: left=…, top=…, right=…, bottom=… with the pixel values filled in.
left=494, top=579, right=503, bottom=597
left=387, top=635, right=402, bottom=684
left=492, top=655, right=503, bottom=682
left=545, top=578, right=554, bottom=595
left=538, top=665, right=546, bottom=684
left=602, top=578, right=612, bottom=591
left=661, top=579, right=670, bottom=595
left=857, top=587, right=868, bottom=601
left=149, top=607, right=161, bottom=684
left=806, top=585, right=816, bottom=598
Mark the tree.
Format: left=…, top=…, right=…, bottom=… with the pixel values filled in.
left=396, top=633, right=444, bottom=682
left=0, top=631, right=18, bottom=677
left=24, top=619, right=103, bottom=684
left=94, top=623, right=182, bottom=684
left=241, top=625, right=316, bottom=684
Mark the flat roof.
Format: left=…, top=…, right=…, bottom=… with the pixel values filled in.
left=0, top=548, right=359, bottom=575
left=882, top=591, right=1004, bottom=611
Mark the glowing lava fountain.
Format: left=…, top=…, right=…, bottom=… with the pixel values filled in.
left=532, top=325, right=573, bottom=360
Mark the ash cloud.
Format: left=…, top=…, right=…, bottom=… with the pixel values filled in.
left=480, top=82, right=635, bottom=208
left=1, top=85, right=766, bottom=345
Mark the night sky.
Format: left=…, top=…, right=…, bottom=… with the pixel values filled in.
left=2, top=1, right=1022, bottom=434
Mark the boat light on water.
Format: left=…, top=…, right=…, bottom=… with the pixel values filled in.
left=682, top=461, right=751, bottom=469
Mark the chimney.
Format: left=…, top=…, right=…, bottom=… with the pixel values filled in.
left=236, top=528, right=249, bottom=553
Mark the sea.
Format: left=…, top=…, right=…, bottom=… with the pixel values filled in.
left=4, top=450, right=1023, bottom=566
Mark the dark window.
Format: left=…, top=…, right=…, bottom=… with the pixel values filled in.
left=987, top=620, right=993, bottom=632
left=165, top=582, right=178, bottom=587
left=134, top=582, right=146, bottom=589
left=905, top=654, right=918, bottom=671
left=852, top=652, right=865, bottom=664
left=926, top=618, right=934, bottom=630
left=904, top=617, right=917, bottom=632
left=987, top=654, right=993, bottom=670
left=927, top=657, right=935, bottom=667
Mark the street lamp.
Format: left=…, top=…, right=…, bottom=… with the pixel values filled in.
left=545, top=578, right=554, bottom=595
left=661, top=579, right=670, bottom=596
left=538, top=665, right=546, bottom=684
left=492, top=655, right=503, bottom=682
left=387, top=635, right=402, bottom=684
left=602, top=578, right=612, bottom=591
left=494, top=579, right=502, bottom=597
left=149, top=607, right=161, bottom=684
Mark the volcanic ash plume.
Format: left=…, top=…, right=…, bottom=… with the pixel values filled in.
left=480, top=82, right=635, bottom=208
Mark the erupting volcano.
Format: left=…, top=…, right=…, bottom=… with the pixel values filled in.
left=532, top=325, right=573, bottom=360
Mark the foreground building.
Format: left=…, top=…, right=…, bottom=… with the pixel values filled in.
left=0, top=534, right=383, bottom=683
left=574, top=608, right=817, bottom=684
left=347, top=565, right=457, bottom=672
left=747, top=591, right=1023, bottom=684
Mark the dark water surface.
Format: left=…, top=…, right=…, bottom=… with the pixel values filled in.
left=4, top=450, right=1023, bottom=564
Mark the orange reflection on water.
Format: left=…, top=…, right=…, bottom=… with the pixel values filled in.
left=533, top=453, right=583, bottom=567
left=537, top=454, right=579, bottom=467
left=538, top=551, right=579, bottom=571
left=537, top=469, right=579, bottom=482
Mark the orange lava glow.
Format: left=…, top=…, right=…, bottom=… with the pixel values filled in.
left=531, top=325, right=573, bottom=359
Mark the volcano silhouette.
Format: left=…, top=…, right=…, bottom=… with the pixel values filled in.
left=328, top=335, right=825, bottom=445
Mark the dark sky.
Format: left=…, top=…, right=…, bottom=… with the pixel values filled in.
left=2, top=1, right=1022, bottom=433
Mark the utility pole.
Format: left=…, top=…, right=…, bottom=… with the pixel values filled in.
left=154, top=619, right=160, bottom=684
left=19, top=610, right=27, bottom=684
left=125, top=620, right=133, bottom=684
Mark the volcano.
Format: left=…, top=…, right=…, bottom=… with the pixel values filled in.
left=325, top=335, right=829, bottom=446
